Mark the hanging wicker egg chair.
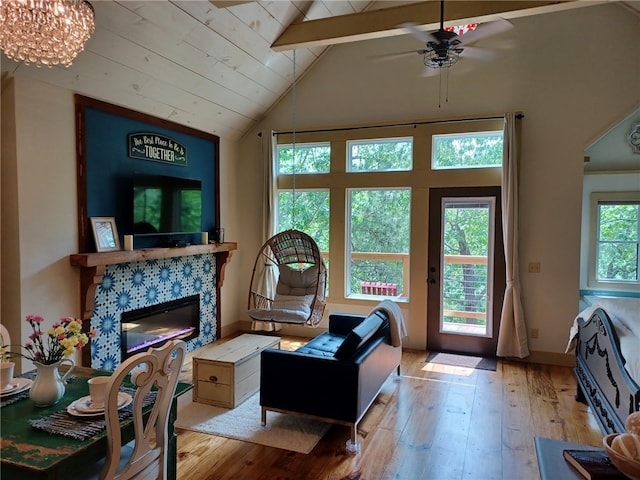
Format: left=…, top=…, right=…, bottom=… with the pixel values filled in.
left=247, top=229, right=327, bottom=327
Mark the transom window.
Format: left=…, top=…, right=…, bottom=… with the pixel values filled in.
left=276, top=143, right=330, bottom=174
left=347, top=137, right=413, bottom=172
left=432, top=131, right=503, bottom=169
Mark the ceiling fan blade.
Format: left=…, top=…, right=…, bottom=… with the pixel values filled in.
left=370, top=50, right=424, bottom=62
left=460, top=46, right=495, bottom=61
left=458, top=18, right=513, bottom=46
left=400, top=22, right=439, bottom=44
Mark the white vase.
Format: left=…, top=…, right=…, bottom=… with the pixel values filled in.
left=29, top=358, right=74, bottom=407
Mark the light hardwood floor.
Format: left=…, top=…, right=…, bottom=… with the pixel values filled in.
left=175, top=335, right=602, bottom=480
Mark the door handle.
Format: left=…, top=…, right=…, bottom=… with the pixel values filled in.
left=428, top=266, right=437, bottom=284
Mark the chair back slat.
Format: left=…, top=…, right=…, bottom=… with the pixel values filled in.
left=100, top=339, right=185, bottom=480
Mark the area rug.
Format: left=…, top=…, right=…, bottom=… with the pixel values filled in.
left=426, top=351, right=497, bottom=371
left=175, top=392, right=331, bottom=454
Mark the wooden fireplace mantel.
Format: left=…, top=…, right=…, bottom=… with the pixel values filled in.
left=70, top=242, right=237, bottom=268
left=70, top=242, right=237, bottom=365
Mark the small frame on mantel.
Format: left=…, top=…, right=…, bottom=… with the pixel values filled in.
left=90, top=217, right=121, bottom=252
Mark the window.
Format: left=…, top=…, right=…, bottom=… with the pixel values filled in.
left=277, top=189, right=330, bottom=291
left=597, top=201, right=639, bottom=282
left=276, top=143, right=330, bottom=174
left=589, top=192, right=640, bottom=289
left=273, top=118, right=503, bottom=304
left=347, top=188, right=411, bottom=298
left=347, top=138, right=412, bottom=172
left=441, top=198, right=495, bottom=337
left=277, top=190, right=330, bottom=253
left=432, top=131, right=503, bottom=169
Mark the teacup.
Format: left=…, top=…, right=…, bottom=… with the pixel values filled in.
left=0, top=362, right=15, bottom=390
left=87, top=376, right=110, bottom=408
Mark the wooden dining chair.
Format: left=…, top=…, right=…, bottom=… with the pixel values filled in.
left=81, top=339, right=186, bottom=480
left=0, top=324, right=10, bottom=349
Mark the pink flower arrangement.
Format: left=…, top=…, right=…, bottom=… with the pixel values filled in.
left=9, top=315, right=95, bottom=365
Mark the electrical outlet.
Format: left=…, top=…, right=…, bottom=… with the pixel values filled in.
left=530, top=328, right=539, bottom=339
left=528, top=262, right=541, bottom=273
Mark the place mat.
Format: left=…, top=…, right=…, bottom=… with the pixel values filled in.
left=0, top=389, right=31, bottom=407
left=0, top=371, right=38, bottom=408
left=30, top=389, right=157, bottom=441
left=426, top=351, right=497, bottom=371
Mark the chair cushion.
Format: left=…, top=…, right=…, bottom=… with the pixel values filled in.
left=248, top=294, right=314, bottom=324
left=276, top=265, right=319, bottom=296
left=334, top=312, right=384, bottom=359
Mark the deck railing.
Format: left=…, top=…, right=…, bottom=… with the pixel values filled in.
left=339, top=252, right=488, bottom=327
left=441, top=254, right=488, bottom=325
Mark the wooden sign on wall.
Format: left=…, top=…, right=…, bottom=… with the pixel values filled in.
left=128, top=132, right=187, bottom=166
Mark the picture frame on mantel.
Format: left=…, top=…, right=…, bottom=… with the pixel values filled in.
left=90, top=217, right=120, bottom=252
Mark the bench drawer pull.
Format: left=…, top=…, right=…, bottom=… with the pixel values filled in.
left=209, top=375, right=218, bottom=382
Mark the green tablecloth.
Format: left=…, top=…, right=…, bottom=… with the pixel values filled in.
left=0, top=366, right=192, bottom=480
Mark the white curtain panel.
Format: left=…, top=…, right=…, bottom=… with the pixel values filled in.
left=496, top=113, right=530, bottom=358
left=252, top=131, right=281, bottom=332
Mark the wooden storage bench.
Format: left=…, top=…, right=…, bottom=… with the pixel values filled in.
left=193, top=333, right=280, bottom=408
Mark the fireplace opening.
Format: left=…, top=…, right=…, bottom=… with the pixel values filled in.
left=121, top=294, right=199, bottom=360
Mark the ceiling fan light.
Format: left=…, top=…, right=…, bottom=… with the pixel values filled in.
left=423, top=49, right=461, bottom=69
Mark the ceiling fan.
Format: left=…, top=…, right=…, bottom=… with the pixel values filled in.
left=379, top=0, right=513, bottom=77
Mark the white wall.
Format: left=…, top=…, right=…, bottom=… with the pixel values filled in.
left=235, top=3, right=640, bottom=357
left=1, top=79, right=78, bottom=371
left=1, top=77, right=244, bottom=369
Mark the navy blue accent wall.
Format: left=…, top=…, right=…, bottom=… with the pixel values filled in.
left=84, top=107, right=217, bottom=249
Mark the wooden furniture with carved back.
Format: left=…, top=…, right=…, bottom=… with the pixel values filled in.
left=0, top=365, right=192, bottom=480
left=77, top=340, right=186, bottom=480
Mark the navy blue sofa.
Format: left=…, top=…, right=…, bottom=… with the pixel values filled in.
left=260, top=308, right=402, bottom=452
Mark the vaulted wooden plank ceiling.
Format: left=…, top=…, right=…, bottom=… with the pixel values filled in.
left=1, top=0, right=630, bottom=141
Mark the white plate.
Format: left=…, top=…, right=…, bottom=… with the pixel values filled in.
left=0, top=382, right=17, bottom=394
left=67, top=392, right=132, bottom=417
left=0, top=378, right=33, bottom=397
left=75, top=397, right=106, bottom=413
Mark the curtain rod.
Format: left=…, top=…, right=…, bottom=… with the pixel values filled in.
left=273, top=113, right=524, bottom=136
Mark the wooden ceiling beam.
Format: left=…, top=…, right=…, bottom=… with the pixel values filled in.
left=208, top=1, right=254, bottom=8
left=271, top=0, right=597, bottom=51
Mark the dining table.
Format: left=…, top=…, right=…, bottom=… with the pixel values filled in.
left=0, top=365, right=192, bottom=480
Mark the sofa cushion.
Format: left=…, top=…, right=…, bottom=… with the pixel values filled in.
left=334, top=312, right=384, bottom=359
left=296, top=332, right=345, bottom=357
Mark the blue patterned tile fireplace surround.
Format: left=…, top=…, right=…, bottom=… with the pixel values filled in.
left=91, top=253, right=217, bottom=371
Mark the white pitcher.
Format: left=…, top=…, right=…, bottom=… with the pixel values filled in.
left=29, top=358, right=74, bottom=407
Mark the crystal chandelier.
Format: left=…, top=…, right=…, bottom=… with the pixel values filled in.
left=0, top=0, right=95, bottom=68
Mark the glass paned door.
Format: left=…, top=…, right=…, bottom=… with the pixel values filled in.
left=427, top=187, right=505, bottom=357
left=440, top=198, right=494, bottom=337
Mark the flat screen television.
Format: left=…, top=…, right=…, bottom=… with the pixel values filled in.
left=133, top=173, right=202, bottom=235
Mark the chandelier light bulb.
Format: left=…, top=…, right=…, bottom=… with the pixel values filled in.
left=0, top=0, right=95, bottom=68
